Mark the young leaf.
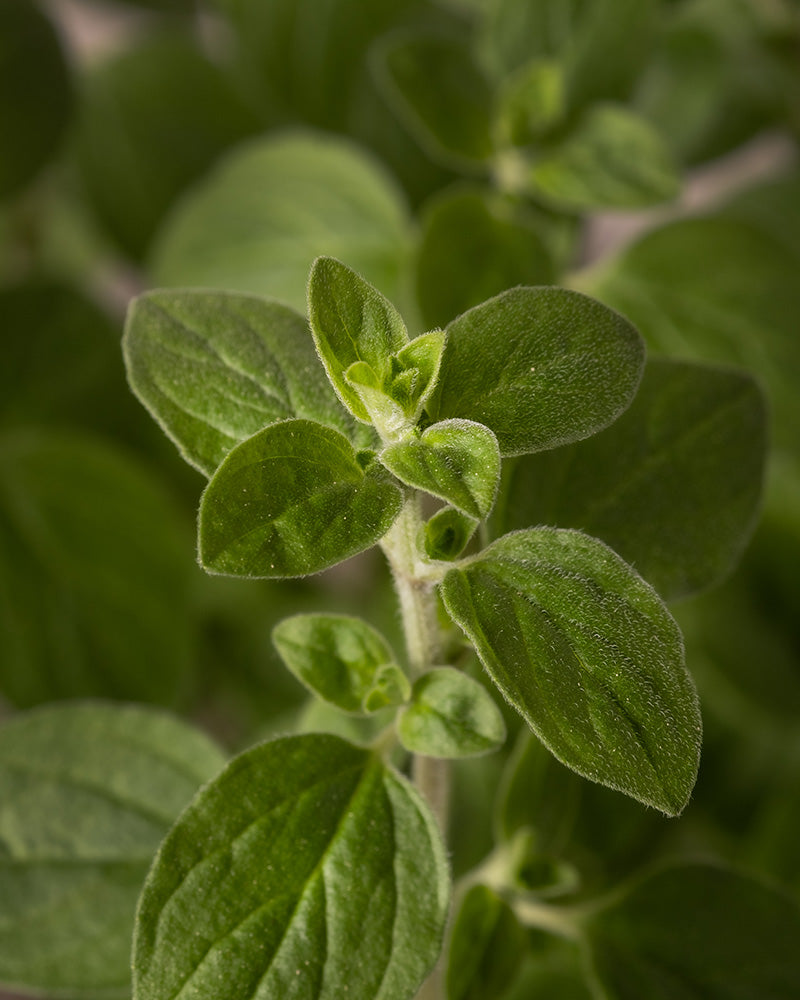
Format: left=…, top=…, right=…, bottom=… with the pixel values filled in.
left=440, top=528, right=701, bottom=815
left=272, top=613, right=407, bottom=714
left=497, top=58, right=566, bottom=146
left=199, top=419, right=403, bottom=578
left=584, top=862, right=800, bottom=999
left=0, top=702, right=225, bottom=998
left=381, top=419, right=501, bottom=519
left=391, top=329, right=447, bottom=418
left=124, top=290, right=366, bottom=476
left=530, top=104, right=680, bottom=210
left=133, top=733, right=450, bottom=1000
left=397, top=666, right=506, bottom=758
left=424, top=506, right=478, bottom=561
left=496, top=359, right=767, bottom=600
left=447, top=884, right=528, bottom=1000
left=429, top=287, right=644, bottom=456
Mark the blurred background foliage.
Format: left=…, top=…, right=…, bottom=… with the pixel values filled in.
left=1, top=0, right=799, bottom=962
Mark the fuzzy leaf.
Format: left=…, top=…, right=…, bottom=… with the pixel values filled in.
left=199, top=419, right=403, bottom=578
left=430, top=287, right=644, bottom=456
left=381, top=419, right=500, bottom=519
left=308, top=256, right=409, bottom=424
left=272, top=613, right=405, bottom=714
left=585, top=862, right=800, bottom=999
left=424, top=506, right=478, bottom=561
left=496, top=359, right=767, bottom=600
left=440, top=528, right=701, bottom=814
left=124, top=290, right=364, bottom=476
left=391, top=329, right=447, bottom=417
left=398, top=667, right=506, bottom=758
left=0, top=703, right=225, bottom=997
left=133, top=733, right=450, bottom=1000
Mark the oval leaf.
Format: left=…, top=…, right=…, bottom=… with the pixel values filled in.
left=124, top=290, right=363, bottom=476
left=0, top=702, right=225, bottom=997
left=496, top=358, right=767, bottom=600
left=133, top=733, right=450, bottom=1000
left=381, top=419, right=501, bottom=519
left=398, top=666, right=506, bottom=758
left=440, top=528, right=701, bottom=814
left=429, top=286, right=644, bottom=457
left=199, top=419, right=403, bottom=578
left=272, top=613, right=406, bottom=714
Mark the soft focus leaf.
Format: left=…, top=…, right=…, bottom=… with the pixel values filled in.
left=496, top=58, right=566, bottom=146
left=133, top=733, right=450, bottom=1000
left=0, top=702, right=225, bottom=997
left=441, top=528, right=701, bottom=814
left=199, top=419, right=403, bottom=578
left=430, top=286, right=644, bottom=456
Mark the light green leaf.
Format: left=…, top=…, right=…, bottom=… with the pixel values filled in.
left=398, top=667, right=506, bottom=758
left=272, top=613, right=406, bottom=714
left=150, top=132, right=413, bottom=314
left=440, top=528, right=701, bottom=814
left=497, top=58, right=566, bottom=146
left=447, top=884, right=528, bottom=1000
left=123, top=289, right=363, bottom=476
left=0, top=702, right=225, bottom=998
left=496, top=359, right=767, bottom=600
left=430, top=286, right=644, bottom=456
left=381, top=419, right=500, bottom=519
left=0, top=429, right=193, bottom=708
left=424, top=506, right=478, bottom=561
left=363, top=663, right=412, bottom=713
left=584, top=862, right=800, bottom=999
left=308, top=256, right=409, bottom=424
left=375, top=29, right=495, bottom=168
left=0, top=0, right=71, bottom=197
left=391, top=329, right=447, bottom=418
left=199, top=419, right=403, bottom=578
left=415, top=187, right=556, bottom=330
left=530, top=104, right=680, bottom=210
left=133, top=733, right=450, bottom=1000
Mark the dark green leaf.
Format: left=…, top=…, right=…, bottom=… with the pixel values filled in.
left=199, top=419, right=403, bottom=578
left=74, top=32, right=260, bottom=259
left=0, top=429, right=193, bottom=708
left=397, top=667, right=506, bottom=758
left=441, top=528, right=701, bottom=814
left=0, top=0, right=71, bottom=197
left=424, top=506, right=478, bottom=561
left=272, top=613, right=406, bottom=713
left=308, top=256, right=409, bottom=424
left=530, top=104, right=680, bottom=210
left=496, top=359, right=767, bottom=600
left=124, top=290, right=362, bottom=476
left=133, top=733, right=450, bottom=1000
left=585, top=862, right=800, bottom=999
left=430, top=286, right=644, bottom=456
left=150, top=132, right=413, bottom=314
left=0, top=702, right=225, bottom=997
left=447, top=884, right=528, bottom=1000
left=375, top=29, right=495, bottom=167
left=381, top=419, right=500, bottom=519
left=415, top=187, right=556, bottom=330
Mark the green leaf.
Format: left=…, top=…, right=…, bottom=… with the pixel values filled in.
left=398, top=667, right=506, bottom=758
left=272, top=613, right=407, bottom=714
left=375, top=29, right=495, bottom=167
left=440, top=528, right=701, bottom=814
left=0, top=0, right=71, bottom=197
left=308, top=256, right=409, bottom=424
left=0, top=429, right=193, bottom=708
left=133, top=733, right=450, bottom=1000
left=447, top=884, right=528, bottom=1000
left=424, top=506, right=478, bottom=561
left=0, top=702, right=225, bottom=997
left=123, top=289, right=363, bottom=476
left=381, top=419, right=500, bottom=519
left=530, top=104, right=680, bottom=210
left=391, top=329, right=447, bottom=417
left=199, top=419, right=403, bottom=578
left=150, top=131, right=413, bottom=315
left=496, top=58, right=566, bottom=146
left=415, top=187, right=556, bottom=330
left=74, top=32, right=260, bottom=259
left=430, top=286, right=644, bottom=457
left=584, top=862, right=800, bottom=999
left=496, top=358, right=767, bottom=600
